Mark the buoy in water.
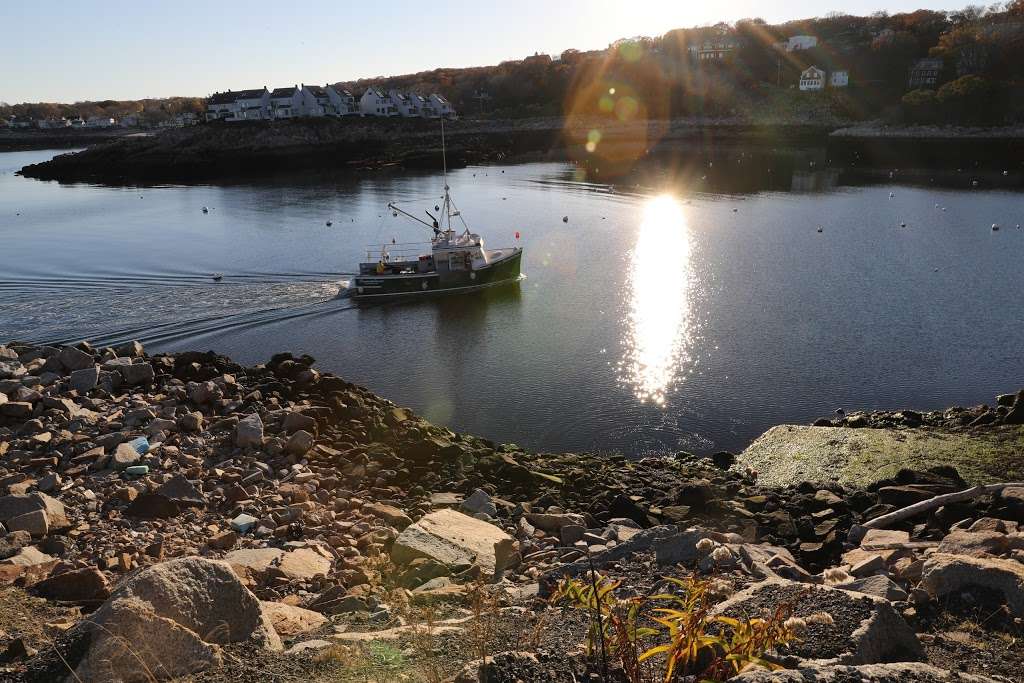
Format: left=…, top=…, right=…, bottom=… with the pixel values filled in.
left=202, top=207, right=209, bottom=214
left=326, top=220, right=332, bottom=226
left=900, top=222, right=906, bottom=227
left=889, top=192, right=894, bottom=199
left=212, top=273, right=223, bottom=282
left=816, top=226, right=823, bottom=233
left=992, top=223, right=1000, bottom=231
left=562, top=216, right=568, bottom=223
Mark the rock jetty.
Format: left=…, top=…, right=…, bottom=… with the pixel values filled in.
left=0, top=340, right=1022, bottom=681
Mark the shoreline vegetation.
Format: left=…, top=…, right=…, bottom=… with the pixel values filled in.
left=2, top=341, right=1024, bottom=681
left=14, top=116, right=1024, bottom=185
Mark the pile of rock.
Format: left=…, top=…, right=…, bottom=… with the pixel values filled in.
left=2, top=340, right=1023, bottom=681
left=813, top=388, right=1024, bottom=430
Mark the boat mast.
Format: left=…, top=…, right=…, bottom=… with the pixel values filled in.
left=441, top=118, right=451, bottom=233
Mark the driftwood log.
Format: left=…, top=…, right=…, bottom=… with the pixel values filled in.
left=862, top=482, right=1024, bottom=530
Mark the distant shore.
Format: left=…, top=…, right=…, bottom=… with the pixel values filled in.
left=15, top=116, right=831, bottom=184
left=0, top=127, right=138, bottom=152
left=14, top=116, right=1024, bottom=185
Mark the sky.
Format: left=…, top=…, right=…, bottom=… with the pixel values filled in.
left=2, top=0, right=955, bottom=103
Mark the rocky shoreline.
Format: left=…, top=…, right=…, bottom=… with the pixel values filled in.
left=1, top=341, right=1023, bottom=681
left=15, top=117, right=831, bottom=185
left=0, top=128, right=136, bottom=152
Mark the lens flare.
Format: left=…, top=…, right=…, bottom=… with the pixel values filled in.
left=621, top=195, right=692, bottom=405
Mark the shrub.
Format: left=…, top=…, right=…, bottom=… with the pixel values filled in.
left=551, top=573, right=800, bottom=682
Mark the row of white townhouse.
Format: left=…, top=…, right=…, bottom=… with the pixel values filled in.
left=205, top=84, right=455, bottom=121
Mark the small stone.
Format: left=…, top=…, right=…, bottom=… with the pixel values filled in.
left=110, top=443, right=141, bottom=470
left=124, top=465, right=150, bottom=476
left=69, top=365, right=100, bottom=393
left=235, top=413, right=264, bottom=448
left=178, top=411, right=204, bottom=432
left=230, top=513, right=259, bottom=533
left=285, top=429, right=314, bottom=455
left=58, top=346, right=94, bottom=372
left=208, top=531, right=238, bottom=550
left=461, top=489, right=498, bottom=517
left=121, top=362, right=155, bottom=385
left=6, top=509, right=48, bottom=537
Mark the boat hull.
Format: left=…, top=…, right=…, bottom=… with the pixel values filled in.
left=352, top=249, right=522, bottom=301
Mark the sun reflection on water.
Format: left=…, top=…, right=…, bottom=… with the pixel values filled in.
left=622, top=195, right=692, bottom=405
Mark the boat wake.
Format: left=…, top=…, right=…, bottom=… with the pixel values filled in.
left=0, top=271, right=357, bottom=349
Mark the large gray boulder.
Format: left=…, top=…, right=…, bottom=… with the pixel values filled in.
left=921, top=552, right=1024, bottom=616
left=53, top=557, right=281, bottom=682
left=391, top=508, right=518, bottom=578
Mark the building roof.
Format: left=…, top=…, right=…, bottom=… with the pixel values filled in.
left=431, top=94, right=449, bottom=104
left=270, top=87, right=299, bottom=98
left=207, top=88, right=267, bottom=104
left=304, top=84, right=328, bottom=97
left=912, top=58, right=944, bottom=69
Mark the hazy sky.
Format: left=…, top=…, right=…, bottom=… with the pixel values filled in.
left=3, top=0, right=953, bottom=103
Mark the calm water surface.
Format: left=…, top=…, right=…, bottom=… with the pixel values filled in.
left=2, top=148, right=1023, bottom=455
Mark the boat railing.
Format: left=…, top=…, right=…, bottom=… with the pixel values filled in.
left=363, top=242, right=432, bottom=262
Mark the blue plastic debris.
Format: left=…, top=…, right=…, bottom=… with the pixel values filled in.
left=129, top=436, right=150, bottom=454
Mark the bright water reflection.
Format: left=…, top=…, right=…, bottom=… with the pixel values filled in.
left=622, top=195, right=692, bottom=405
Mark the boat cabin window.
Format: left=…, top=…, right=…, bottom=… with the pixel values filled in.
left=447, top=251, right=472, bottom=271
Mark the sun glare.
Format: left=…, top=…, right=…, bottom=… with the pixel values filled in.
left=622, top=195, right=692, bottom=405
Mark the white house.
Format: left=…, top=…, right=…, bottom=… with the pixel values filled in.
left=359, top=88, right=399, bottom=117
left=300, top=84, right=332, bottom=116
left=428, top=93, right=455, bottom=119
left=205, top=88, right=271, bottom=122
left=327, top=86, right=359, bottom=116
left=390, top=90, right=421, bottom=117
left=413, top=94, right=436, bottom=118
left=799, top=66, right=826, bottom=91
left=830, top=70, right=849, bottom=88
left=69, top=117, right=86, bottom=129
left=86, top=116, right=116, bottom=128
left=269, top=86, right=303, bottom=119
left=784, top=35, right=818, bottom=52
left=688, top=40, right=737, bottom=61
left=8, top=116, right=33, bottom=129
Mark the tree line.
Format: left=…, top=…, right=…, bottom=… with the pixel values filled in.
left=5, top=3, right=1023, bottom=127
left=0, top=97, right=205, bottom=126
left=338, top=2, right=1024, bottom=125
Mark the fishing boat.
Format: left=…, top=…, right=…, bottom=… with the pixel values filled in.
left=351, top=124, right=523, bottom=301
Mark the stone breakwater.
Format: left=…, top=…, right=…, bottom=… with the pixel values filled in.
left=1, top=341, right=1023, bottom=681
